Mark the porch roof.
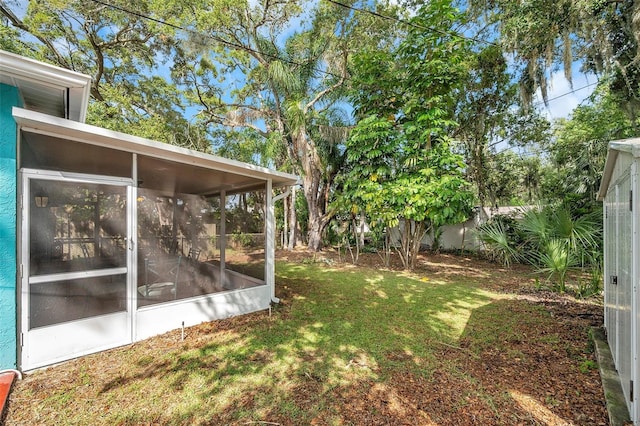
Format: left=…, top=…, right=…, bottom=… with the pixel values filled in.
left=14, top=107, right=298, bottom=196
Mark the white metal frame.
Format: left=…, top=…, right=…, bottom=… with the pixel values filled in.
left=20, top=168, right=134, bottom=370
left=632, top=162, right=639, bottom=423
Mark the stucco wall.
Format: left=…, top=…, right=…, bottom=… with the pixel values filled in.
left=0, top=83, right=19, bottom=369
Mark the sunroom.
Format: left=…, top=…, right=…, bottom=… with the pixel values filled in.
left=14, top=107, right=297, bottom=370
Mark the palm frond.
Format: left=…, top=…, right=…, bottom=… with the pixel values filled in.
left=519, top=206, right=550, bottom=244
left=268, top=60, right=302, bottom=93
left=475, top=221, right=520, bottom=267
left=532, top=238, right=577, bottom=292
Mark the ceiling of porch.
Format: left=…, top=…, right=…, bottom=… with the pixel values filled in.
left=15, top=108, right=298, bottom=196
left=20, top=131, right=284, bottom=196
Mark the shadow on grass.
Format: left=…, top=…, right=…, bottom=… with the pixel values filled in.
left=9, top=261, right=607, bottom=425
left=93, top=262, right=497, bottom=424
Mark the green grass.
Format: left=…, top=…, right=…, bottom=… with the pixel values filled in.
left=276, top=264, right=495, bottom=371
left=7, top=261, right=598, bottom=425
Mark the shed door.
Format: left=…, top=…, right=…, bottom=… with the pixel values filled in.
left=20, top=170, right=134, bottom=370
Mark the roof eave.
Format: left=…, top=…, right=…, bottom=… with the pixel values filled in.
left=597, top=148, right=619, bottom=201
left=13, top=107, right=298, bottom=188
left=0, top=50, right=92, bottom=122
left=597, top=138, right=640, bottom=201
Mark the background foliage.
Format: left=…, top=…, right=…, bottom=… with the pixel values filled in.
left=1, top=0, right=631, bottom=272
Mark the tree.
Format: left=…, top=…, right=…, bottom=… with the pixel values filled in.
left=0, top=11, right=27, bottom=54
left=168, top=0, right=388, bottom=250
left=542, top=85, right=637, bottom=215
left=467, top=0, right=640, bottom=115
left=338, top=0, right=474, bottom=270
left=338, top=117, right=473, bottom=270
left=453, top=44, right=518, bottom=209
left=0, top=0, right=209, bottom=149
left=483, top=152, right=519, bottom=207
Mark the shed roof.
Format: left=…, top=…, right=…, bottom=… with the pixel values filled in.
left=598, top=138, right=640, bottom=201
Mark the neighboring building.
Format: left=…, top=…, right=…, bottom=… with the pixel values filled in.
left=0, top=50, right=297, bottom=371
left=598, top=138, right=639, bottom=424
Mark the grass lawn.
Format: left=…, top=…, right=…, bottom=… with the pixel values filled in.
left=4, top=253, right=607, bottom=425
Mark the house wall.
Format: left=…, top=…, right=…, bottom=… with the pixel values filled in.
left=0, top=83, right=20, bottom=369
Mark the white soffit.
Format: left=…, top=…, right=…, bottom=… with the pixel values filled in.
left=0, top=50, right=91, bottom=122
left=13, top=107, right=298, bottom=188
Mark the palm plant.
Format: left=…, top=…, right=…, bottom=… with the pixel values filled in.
left=476, top=204, right=601, bottom=293
left=475, top=220, right=521, bottom=267
left=533, top=238, right=574, bottom=292
left=519, top=205, right=600, bottom=292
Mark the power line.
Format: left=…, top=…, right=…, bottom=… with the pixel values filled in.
left=325, top=0, right=497, bottom=47
left=87, top=0, right=346, bottom=81
left=534, top=81, right=598, bottom=106
left=488, top=81, right=600, bottom=148
left=83, top=0, right=597, bottom=124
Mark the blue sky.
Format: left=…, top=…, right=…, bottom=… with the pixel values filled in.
left=8, top=0, right=595, bottom=126
left=535, top=70, right=597, bottom=120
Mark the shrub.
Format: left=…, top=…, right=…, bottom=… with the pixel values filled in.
left=475, top=205, right=601, bottom=293
left=475, top=220, right=520, bottom=266
left=231, top=232, right=254, bottom=248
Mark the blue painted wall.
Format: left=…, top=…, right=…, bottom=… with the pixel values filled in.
left=0, top=83, right=20, bottom=369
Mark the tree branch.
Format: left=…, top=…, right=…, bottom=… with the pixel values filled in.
left=304, top=49, right=348, bottom=113
left=83, top=25, right=106, bottom=101
left=0, top=2, right=70, bottom=69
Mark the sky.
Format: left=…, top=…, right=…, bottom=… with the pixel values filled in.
left=6, top=0, right=597, bottom=127
left=493, top=68, right=599, bottom=157
left=535, top=70, right=597, bottom=121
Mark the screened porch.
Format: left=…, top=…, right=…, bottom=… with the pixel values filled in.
left=15, top=108, right=296, bottom=369
left=28, top=177, right=268, bottom=326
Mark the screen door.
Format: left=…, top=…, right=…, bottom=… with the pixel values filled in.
left=20, top=170, right=134, bottom=370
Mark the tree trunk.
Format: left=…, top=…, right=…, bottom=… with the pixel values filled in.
left=394, top=219, right=428, bottom=271
left=307, top=211, right=324, bottom=251
left=303, top=169, right=329, bottom=252
left=351, top=216, right=361, bottom=265
left=293, top=128, right=331, bottom=252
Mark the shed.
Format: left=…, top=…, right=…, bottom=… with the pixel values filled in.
left=598, top=138, right=640, bottom=423
left=0, top=50, right=297, bottom=371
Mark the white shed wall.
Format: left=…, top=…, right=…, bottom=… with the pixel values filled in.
left=604, top=184, right=618, bottom=369
left=603, top=150, right=637, bottom=422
